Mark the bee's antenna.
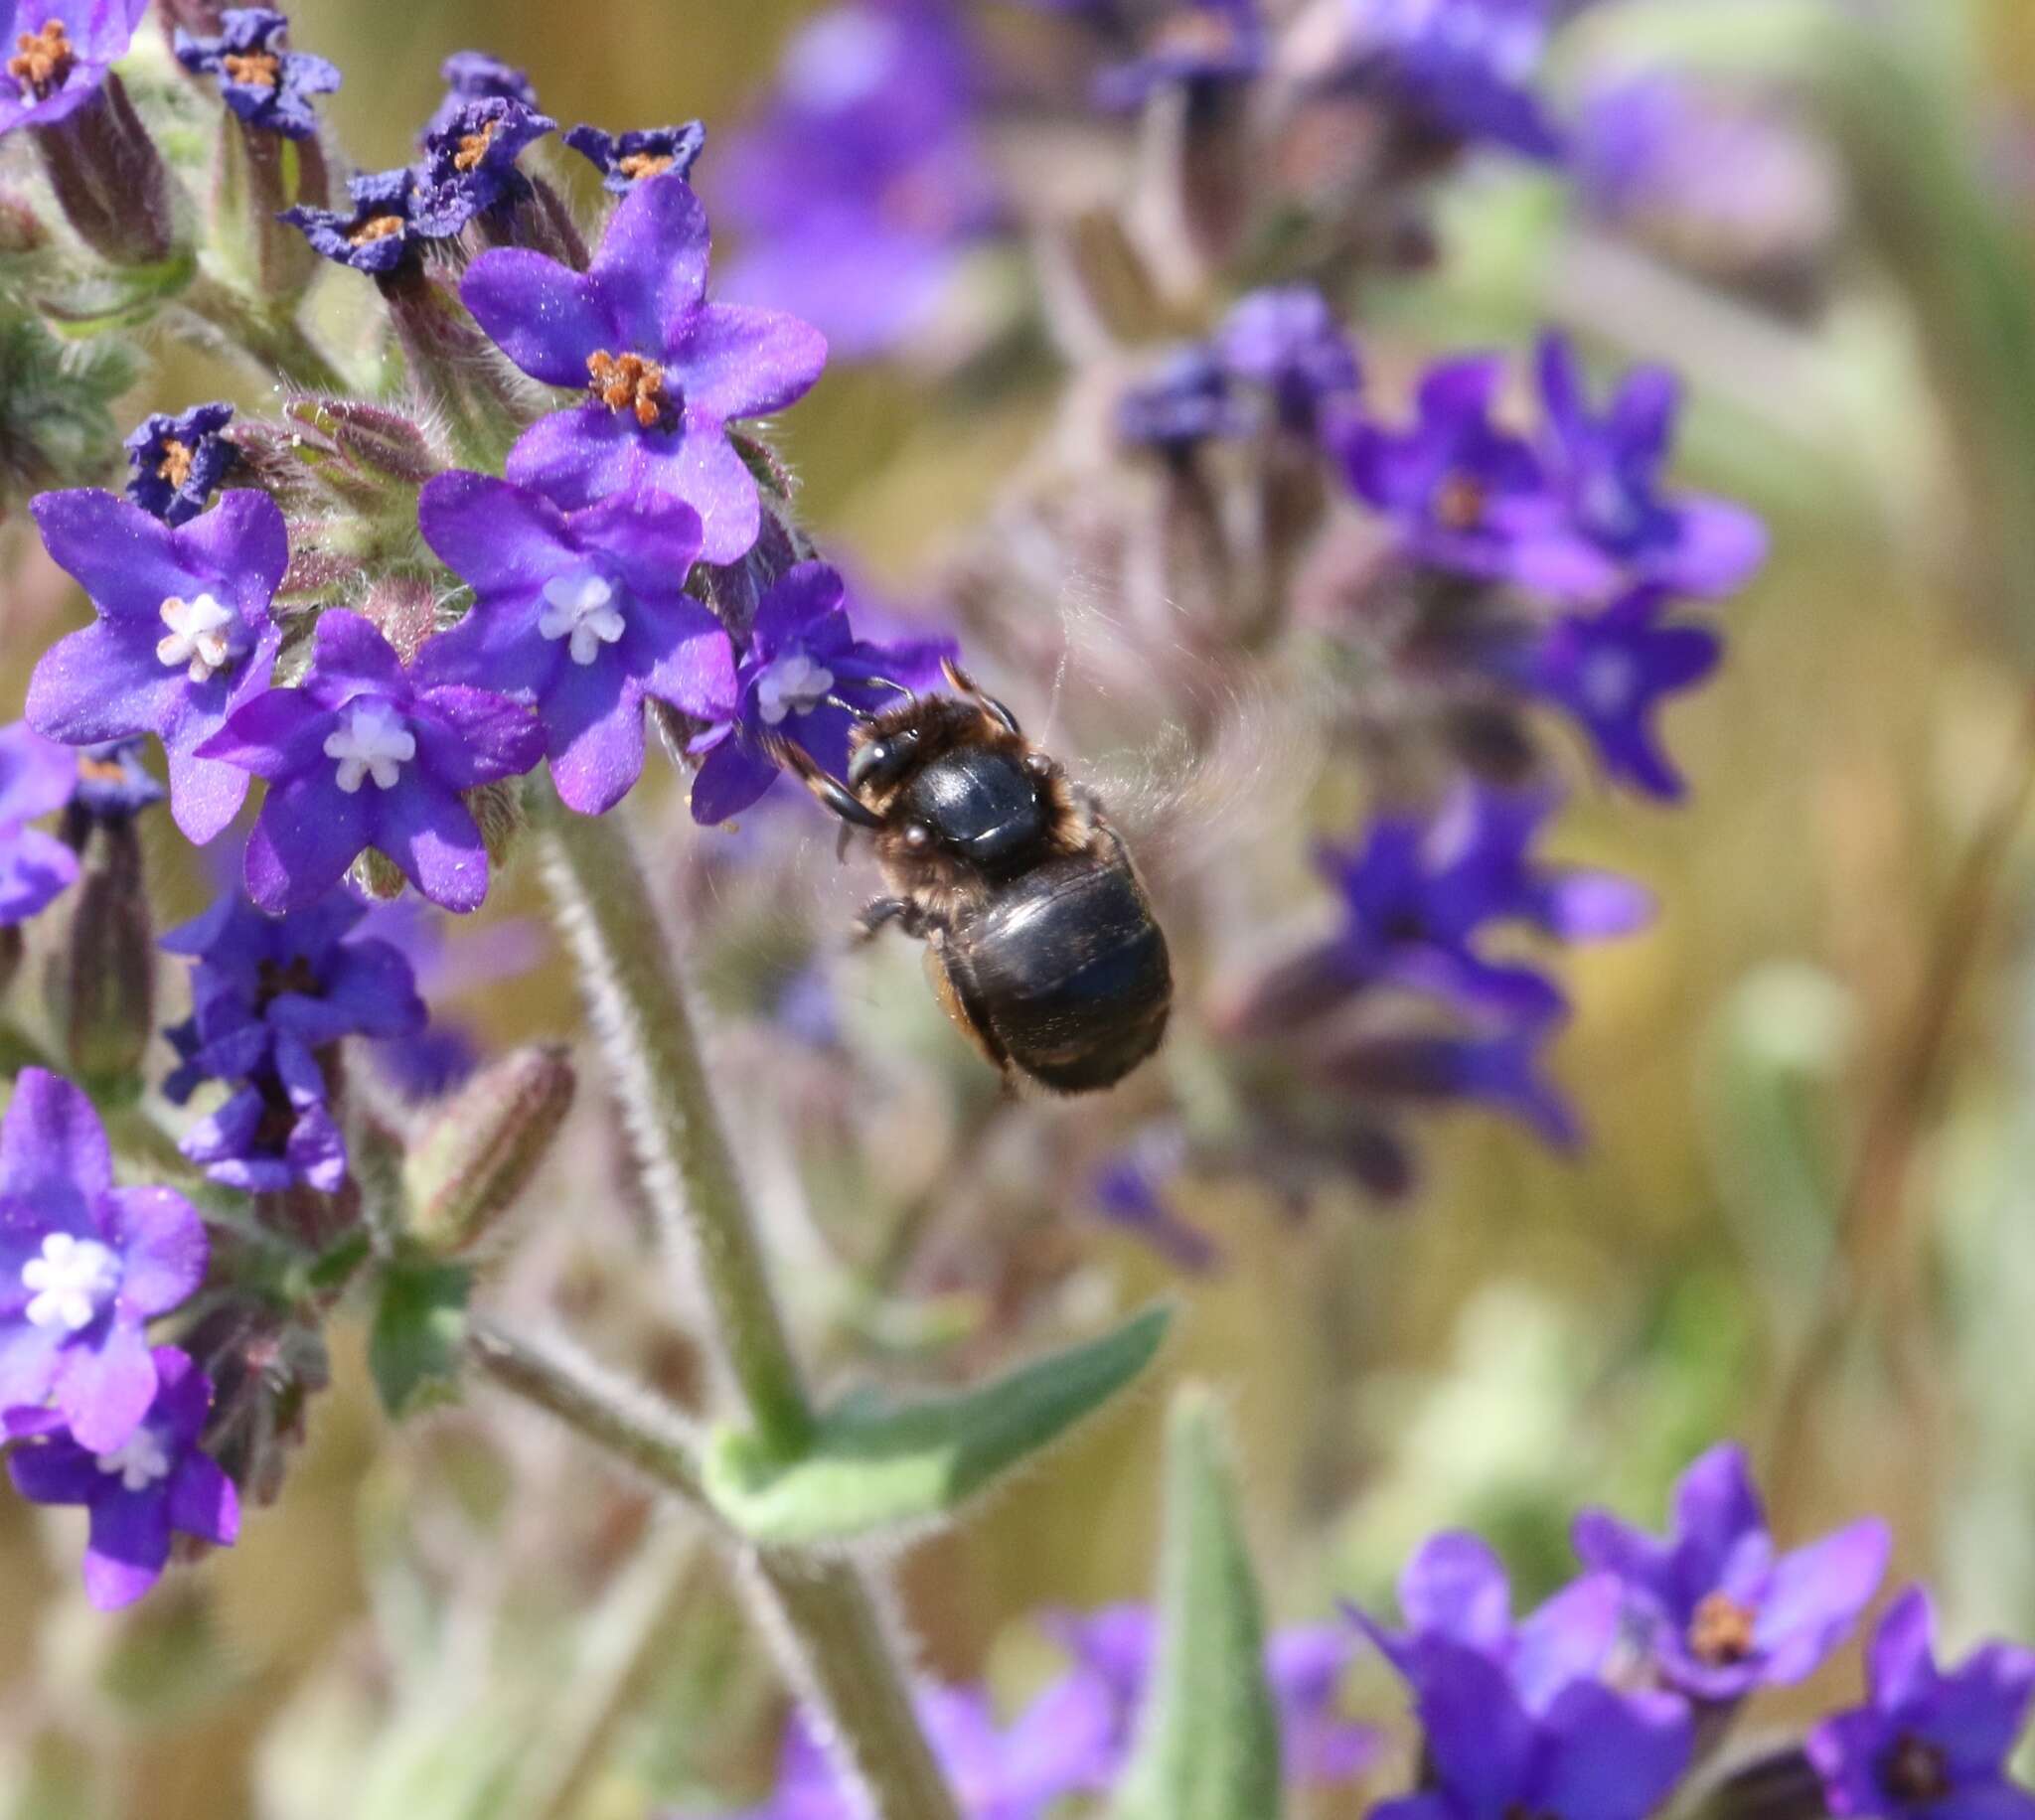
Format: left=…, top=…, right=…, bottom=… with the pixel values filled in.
left=861, top=677, right=915, bottom=699
left=826, top=695, right=876, bottom=721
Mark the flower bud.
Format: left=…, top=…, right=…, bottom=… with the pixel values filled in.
left=32, top=76, right=180, bottom=268
left=404, top=1043, right=576, bottom=1256
left=50, top=818, right=154, bottom=1090
left=468, top=779, right=527, bottom=870
left=381, top=269, right=530, bottom=471
left=289, top=397, right=442, bottom=491
left=208, top=115, right=325, bottom=308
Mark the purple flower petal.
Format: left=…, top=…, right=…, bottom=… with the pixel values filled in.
left=103, top=1186, right=207, bottom=1318
left=0, top=1068, right=112, bottom=1209
left=81, top=1484, right=174, bottom=1609
left=460, top=251, right=609, bottom=389
left=1753, top=1519, right=1890, bottom=1684
left=587, top=171, right=711, bottom=352
left=243, top=775, right=372, bottom=912
left=676, top=302, right=830, bottom=420
left=53, top=1315, right=156, bottom=1453
left=1536, top=1681, right=1693, bottom=1820
left=373, top=779, right=490, bottom=913
left=166, top=1449, right=239, bottom=1547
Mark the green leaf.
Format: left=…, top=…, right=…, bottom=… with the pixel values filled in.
left=1112, top=1389, right=1282, bottom=1820
left=369, top=1259, right=473, bottom=1421
left=703, top=1301, right=1172, bottom=1546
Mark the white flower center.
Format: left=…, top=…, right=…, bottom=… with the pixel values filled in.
left=324, top=698, right=416, bottom=794
left=755, top=648, right=836, bottom=726
left=538, top=568, right=627, bottom=667
left=20, top=1232, right=121, bottom=1334
left=1580, top=648, right=1639, bottom=716
left=95, top=1426, right=173, bottom=1493
left=157, top=593, right=238, bottom=684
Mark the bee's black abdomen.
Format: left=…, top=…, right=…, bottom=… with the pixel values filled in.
left=945, top=840, right=1173, bottom=1094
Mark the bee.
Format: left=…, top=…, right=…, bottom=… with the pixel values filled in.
left=768, top=660, right=1173, bottom=1094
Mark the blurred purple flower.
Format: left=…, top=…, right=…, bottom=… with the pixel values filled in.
left=1323, top=1024, right=1583, bottom=1148
left=1118, top=345, right=1249, bottom=458
left=688, top=561, right=954, bottom=826
left=716, top=1, right=995, bottom=360
left=1090, top=1122, right=1219, bottom=1273
left=26, top=488, right=288, bottom=845
left=177, top=1070, right=346, bottom=1193
left=0, top=722, right=80, bottom=926
left=461, top=173, right=828, bottom=565
left=7, top=1345, right=237, bottom=1609
left=1518, top=333, right=1767, bottom=601
left=1373, top=1639, right=1692, bottom=1820
left=1574, top=1441, right=1890, bottom=1704
left=173, top=8, right=340, bottom=141
left=282, top=166, right=429, bottom=275
left=66, top=738, right=165, bottom=827
left=417, top=471, right=734, bottom=814
left=1350, top=1530, right=1624, bottom=1713
left=196, top=609, right=544, bottom=914
left=1348, top=0, right=1566, bottom=161
left=1096, top=0, right=1266, bottom=112
left=160, top=889, right=427, bottom=1102
left=0, top=1069, right=207, bottom=1453
left=1511, top=588, right=1723, bottom=801
left=410, top=95, right=556, bottom=237
left=1809, top=1588, right=2035, bottom=1820
left=124, top=402, right=238, bottom=528
left=0, top=0, right=149, bottom=135
left=565, top=120, right=704, bottom=194
left=422, top=49, right=537, bottom=142
left=1218, top=286, right=1362, bottom=437
left=1339, top=356, right=1550, bottom=582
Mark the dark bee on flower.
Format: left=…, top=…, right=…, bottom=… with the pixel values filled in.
left=771, top=660, right=1172, bottom=1095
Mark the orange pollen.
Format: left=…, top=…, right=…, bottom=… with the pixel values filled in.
left=1434, top=473, right=1486, bottom=531
left=156, top=439, right=195, bottom=490
left=586, top=350, right=670, bottom=429
left=616, top=151, right=675, bottom=182
left=453, top=120, right=499, bottom=172
left=8, top=20, right=74, bottom=99
left=221, top=50, right=281, bottom=88
left=75, top=753, right=127, bottom=787
left=349, top=215, right=406, bottom=246
left=1687, top=1592, right=1758, bottom=1667
left=1883, top=1737, right=1952, bottom=1805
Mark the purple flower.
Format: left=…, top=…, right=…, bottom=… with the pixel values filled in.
left=1218, top=286, right=1362, bottom=436
left=7, top=1345, right=238, bottom=1609
left=161, top=889, right=427, bottom=1100
left=1808, top=1589, right=2035, bottom=1820
left=1511, top=588, right=1723, bottom=801
left=1419, top=787, right=1653, bottom=946
left=1322, top=1024, right=1584, bottom=1149
left=416, top=471, right=734, bottom=814
left=1517, top=333, right=1767, bottom=600
left=282, top=166, right=429, bottom=275
left=0, top=1069, right=207, bottom=1453
left=422, top=49, right=537, bottom=142
left=0, top=0, right=148, bottom=135
left=177, top=1070, right=346, bottom=1193
left=1350, top=1531, right=1625, bottom=1714
left=735, top=1681, right=1112, bottom=1819
left=172, top=8, right=340, bottom=141
left=1573, top=1441, right=1890, bottom=1703
left=124, top=402, right=238, bottom=528
left=1339, top=356, right=1550, bottom=582
left=1350, top=0, right=1567, bottom=161
left=411, top=95, right=557, bottom=237
left=565, top=120, right=704, bottom=195
left=26, top=488, right=288, bottom=845
left=714, top=2, right=994, bottom=360
left=460, top=173, right=828, bottom=565
left=1373, top=1639, right=1692, bottom=1820
left=1091, top=1123, right=1219, bottom=1274
left=1118, top=345, right=1249, bottom=458
left=1096, top=0, right=1266, bottom=111
left=0, top=722, right=80, bottom=926
left=688, top=561, right=954, bottom=825
left=195, top=609, right=544, bottom=914
left=66, top=738, right=165, bottom=827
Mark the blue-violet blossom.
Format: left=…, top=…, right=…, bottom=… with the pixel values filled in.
left=0, top=722, right=79, bottom=926
left=565, top=120, right=704, bottom=194
left=172, top=8, right=340, bottom=141
left=411, top=95, right=557, bottom=237
left=123, top=402, right=237, bottom=528
left=0, top=0, right=148, bottom=136
left=422, top=48, right=537, bottom=141
left=282, top=166, right=430, bottom=276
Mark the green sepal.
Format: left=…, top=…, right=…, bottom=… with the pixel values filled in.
left=368, top=1257, right=473, bottom=1421
left=37, top=248, right=197, bottom=338
left=703, top=1302, right=1172, bottom=1547
left=1112, top=1388, right=1282, bottom=1820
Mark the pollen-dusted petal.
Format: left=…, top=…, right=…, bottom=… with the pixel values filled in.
left=673, top=302, right=830, bottom=421
left=460, top=249, right=610, bottom=388
left=585, top=169, right=712, bottom=352
left=374, top=779, right=490, bottom=914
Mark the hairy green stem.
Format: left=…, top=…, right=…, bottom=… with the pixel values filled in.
left=176, top=276, right=350, bottom=395
left=531, top=780, right=960, bottom=1820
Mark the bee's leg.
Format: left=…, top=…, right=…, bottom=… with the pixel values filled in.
left=940, top=657, right=1021, bottom=738
left=855, top=897, right=927, bottom=944
left=760, top=733, right=883, bottom=830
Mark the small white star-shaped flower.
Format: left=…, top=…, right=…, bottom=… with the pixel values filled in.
left=324, top=698, right=416, bottom=794
left=20, top=1232, right=122, bottom=1334
left=538, top=569, right=627, bottom=667
left=156, top=593, right=237, bottom=683
left=756, top=648, right=836, bottom=725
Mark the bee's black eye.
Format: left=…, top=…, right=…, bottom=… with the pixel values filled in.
left=902, top=822, right=932, bottom=850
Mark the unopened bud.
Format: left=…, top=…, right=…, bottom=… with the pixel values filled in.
left=405, top=1043, right=576, bottom=1255
left=292, top=397, right=442, bottom=490
left=32, top=76, right=180, bottom=268
left=469, top=778, right=527, bottom=870
left=381, top=269, right=528, bottom=471
left=53, top=819, right=154, bottom=1088
left=209, top=116, right=324, bottom=306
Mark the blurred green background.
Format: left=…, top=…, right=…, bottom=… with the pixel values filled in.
left=8, top=0, right=2035, bottom=1815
